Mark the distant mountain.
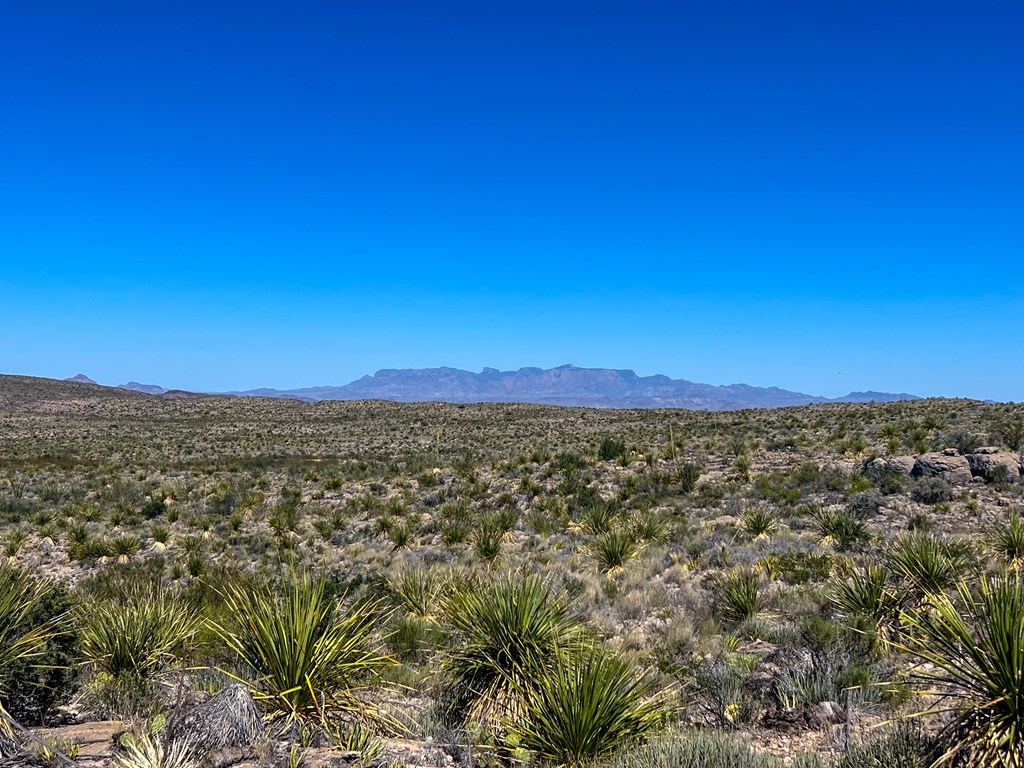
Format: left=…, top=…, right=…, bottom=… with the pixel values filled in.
left=65, top=373, right=97, bottom=384
left=118, top=381, right=167, bottom=395
left=229, top=364, right=920, bottom=410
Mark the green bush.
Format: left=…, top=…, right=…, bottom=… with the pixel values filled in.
left=910, top=476, right=953, bottom=504
left=511, top=647, right=669, bottom=767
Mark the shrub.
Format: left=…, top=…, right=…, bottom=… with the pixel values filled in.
left=598, top=437, right=629, bottom=463
left=847, top=490, right=884, bottom=520
left=886, top=533, right=975, bottom=597
left=812, top=507, right=871, bottom=552
left=79, top=590, right=200, bottom=718
left=832, top=563, right=905, bottom=654
left=836, top=722, right=934, bottom=768
left=590, top=529, right=638, bottom=574
left=901, top=577, right=1024, bottom=767
left=677, top=463, right=702, bottom=494
left=990, top=510, right=1024, bottom=568
left=212, top=574, right=394, bottom=730
left=611, top=730, right=821, bottom=768
left=0, top=576, right=77, bottom=725
left=711, top=571, right=764, bottom=627
left=0, top=567, right=67, bottom=722
left=910, top=476, right=953, bottom=504
left=511, top=647, right=669, bottom=768
left=739, top=507, right=778, bottom=542
left=439, top=575, right=584, bottom=730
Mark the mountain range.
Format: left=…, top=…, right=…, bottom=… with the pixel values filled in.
left=53, top=365, right=920, bottom=410
left=223, top=364, right=918, bottom=410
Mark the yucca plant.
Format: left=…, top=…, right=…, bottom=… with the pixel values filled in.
left=473, top=517, right=504, bottom=564
left=510, top=647, right=670, bottom=768
left=589, top=529, right=638, bottom=574
left=711, top=570, right=764, bottom=627
left=0, top=567, right=63, bottom=720
left=900, top=576, right=1024, bottom=767
left=78, top=589, right=199, bottom=718
left=831, top=563, right=906, bottom=654
left=79, top=590, right=199, bottom=681
left=212, top=574, right=394, bottom=731
left=740, top=506, right=778, bottom=543
left=989, top=511, right=1024, bottom=569
left=440, top=574, right=585, bottom=730
left=812, top=507, right=871, bottom=552
left=886, top=532, right=975, bottom=598
left=388, top=568, right=447, bottom=621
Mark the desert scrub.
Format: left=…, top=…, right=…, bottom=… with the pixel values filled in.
left=0, top=566, right=66, bottom=720
left=610, top=729, right=822, bottom=768
left=211, top=572, right=395, bottom=733
left=709, top=570, right=764, bottom=627
left=509, top=646, right=671, bottom=768
left=900, top=576, right=1024, bottom=767
left=438, top=574, right=585, bottom=730
left=78, top=589, right=200, bottom=718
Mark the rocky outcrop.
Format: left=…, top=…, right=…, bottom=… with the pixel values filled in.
left=967, top=447, right=1022, bottom=483
left=865, top=456, right=916, bottom=475
left=912, top=450, right=973, bottom=485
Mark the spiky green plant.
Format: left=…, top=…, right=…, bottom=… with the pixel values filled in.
left=989, top=511, right=1024, bottom=569
left=831, top=563, right=906, bottom=654
left=212, top=574, right=394, bottom=729
left=740, top=507, right=778, bottom=543
left=0, top=567, right=63, bottom=716
left=389, top=568, right=447, bottom=621
left=812, top=507, right=871, bottom=552
left=440, top=574, right=584, bottom=730
left=901, top=576, right=1024, bottom=768
left=79, top=590, right=199, bottom=681
left=510, top=647, right=670, bottom=768
left=473, top=517, right=504, bottom=563
left=711, top=570, right=764, bottom=627
left=887, top=532, right=975, bottom=597
left=590, top=529, right=638, bottom=574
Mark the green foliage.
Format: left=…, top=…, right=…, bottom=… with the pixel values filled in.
left=598, top=437, right=629, bottom=463
left=832, top=563, right=904, bottom=654
left=886, top=532, right=975, bottom=597
left=510, top=647, right=669, bottom=768
left=901, top=577, right=1024, bottom=768
left=711, top=570, right=764, bottom=627
left=0, top=567, right=66, bottom=718
left=611, top=729, right=810, bottom=768
left=440, top=574, right=584, bottom=730
left=911, top=476, right=953, bottom=504
left=78, top=589, right=199, bottom=717
left=590, top=529, right=638, bottom=574
left=836, top=722, right=933, bottom=768
left=739, top=506, right=777, bottom=542
left=0, top=576, right=77, bottom=725
left=212, top=573, right=394, bottom=729
left=812, top=507, right=871, bottom=552
left=989, top=510, right=1024, bottom=568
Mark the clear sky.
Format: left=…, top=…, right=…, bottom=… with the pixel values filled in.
left=2, top=1, right=1021, bottom=400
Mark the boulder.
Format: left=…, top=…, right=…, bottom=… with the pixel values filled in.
left=865, top=456, right=915, bottom=475
left=166, top=684, right=263, bottom=762
left=912, top=452, right=973, bottom=485
left=967, top=448, right=1021, bottom=483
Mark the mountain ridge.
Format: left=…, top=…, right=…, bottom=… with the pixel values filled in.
left=224, top=364, right=920, bottom=410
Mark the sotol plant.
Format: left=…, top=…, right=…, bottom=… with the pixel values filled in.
left=212, top=574, right=394, bottom=731
left=901, top=576, right=1024, bottom=767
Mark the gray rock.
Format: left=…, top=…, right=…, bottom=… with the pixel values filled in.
left=865, top=456, right=915, bottom=475
left=912, top=452, right=973, bottom=485
left=967, top=450, right=1021, bottom=483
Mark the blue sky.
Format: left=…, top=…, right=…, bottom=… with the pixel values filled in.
left=2, top=1, right=1021, bottom=400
